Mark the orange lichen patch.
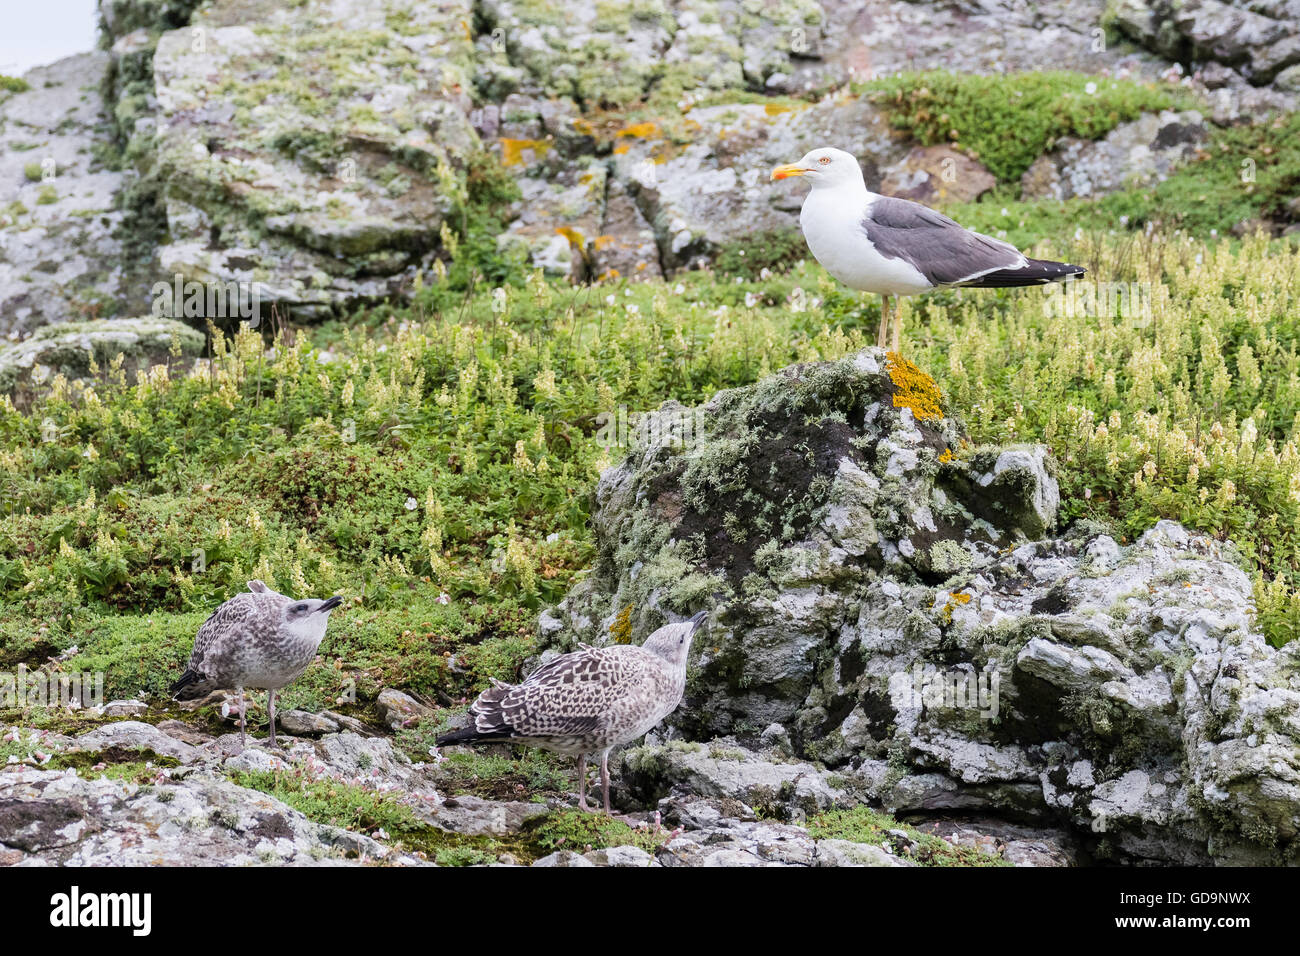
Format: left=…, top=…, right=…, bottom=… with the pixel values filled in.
left=613, top=144, right=630, bottom=155
left=571, top=117, right=595, bottom=137
left=499, top=138, right=550, bottom=167
left=610, top=604, right=634, bottom=644
left=555, top=225, right=586, bottom=247
left=616, top=121, right=660, bottom=140
left=949, top=592, right=972, bottom=604
left=886, top=351, right=944, bottom=422
left=764, top=102, right=793, bottom=116
left=592, top=235, right=615, bottom=250
left=938, top=448, right=955, bottom=463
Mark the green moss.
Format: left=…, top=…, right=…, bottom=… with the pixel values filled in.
left=861, top=70, right=1189, bottom=182
left=524, top=807, right=667, bottom=855
left=806, top=805, right=1011, bottom=866
left=0, top=75, right=30, bottom=93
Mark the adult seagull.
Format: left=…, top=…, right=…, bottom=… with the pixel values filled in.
left=771, top=147, right=1084, bottom=351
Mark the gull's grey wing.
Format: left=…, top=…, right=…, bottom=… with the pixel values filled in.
left=862, top=196, right=1026, bottom=287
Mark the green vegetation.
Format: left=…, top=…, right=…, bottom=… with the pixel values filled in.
left=229, top=767, right=667, bottom=864
left=806, top=806, right=1012, bottom=866
left=2, top=221, right=1299, bottom=733
left=525, top=808, right=667, bottom=855
left=862, top=70, right=1188, bottom=182
left=0, top=75, right=30, bottom=94
left=229, top=768, right=424, bottom=834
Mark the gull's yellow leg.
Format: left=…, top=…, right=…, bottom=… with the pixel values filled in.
left=891, top=297, right=903, bottom=353
left=877, top=295, right=891, bottom=350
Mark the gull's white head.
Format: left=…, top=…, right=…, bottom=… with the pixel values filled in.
left=770, top=147, right=866, bottom=190
left=641, top=610, right=707, bottom=669
left=281, top=595, right=344, bottom=645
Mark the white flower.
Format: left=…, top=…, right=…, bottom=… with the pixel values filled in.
left=437, top=592, right=450, bottom=605
left=405, top=497, right=418, bottom=510
left=673, top=283, right=685, bottom=294
left=1085, top=81, right=1097, bottom=95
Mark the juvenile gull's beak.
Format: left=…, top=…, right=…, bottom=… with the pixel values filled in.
left=317, top=596, right=344, bottom=613
left=770, top=163, right=807, bottom=181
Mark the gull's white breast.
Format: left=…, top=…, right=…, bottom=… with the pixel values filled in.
left=800, top=190, right=933, bottom=296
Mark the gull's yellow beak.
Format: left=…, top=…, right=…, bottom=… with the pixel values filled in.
left=770, top=163, right=806, bottom=181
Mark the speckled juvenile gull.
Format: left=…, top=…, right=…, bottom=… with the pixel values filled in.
left=437, top=611, right=707, bottom=813
left=170, top=580, right=343, bottom=749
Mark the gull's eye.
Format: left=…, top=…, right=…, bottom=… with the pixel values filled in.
left=818, top=157, right=831, bottom=165
left=295, top=604, right=307, bottom=612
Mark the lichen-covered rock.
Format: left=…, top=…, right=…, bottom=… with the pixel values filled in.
left=621, top=739, right=849, bottom=816
left=0, top=767, right=417, bottom=865
left=540, top=349, right=1300, bottom=864
left=69, top=720, right=203, bottom=765
left=1113, top=0, right=1300, bottom=85
left=147, top=0, right=481, bottom=320
left=1020, top=110, right=1208, bottom=201
left=0, top=53, right=135, bottom=337
left=0, top=317, right=204, bottom=392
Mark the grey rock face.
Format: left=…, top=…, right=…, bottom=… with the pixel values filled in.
left=545, top=348, right=1059, bottom=733
left=1020, top=110, right=1209, bottom=201
left=146, top=0, right=481, bottom=320
left=0, top=53, right=135, bottom=337
left=70, top=720, right=203, bottom=765
left=0, top=767, right=415, bottom=866
left=1113, top=0, right=1300, bottom=85
left=541, top=350, right=1300, bottom=864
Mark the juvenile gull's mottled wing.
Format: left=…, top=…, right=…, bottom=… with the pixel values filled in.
left=170, top=591, right=286, bottom=697
left=447, top=646, right=654, bottom=745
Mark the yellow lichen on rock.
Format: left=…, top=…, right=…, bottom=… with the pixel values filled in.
left=886, top=351, right=944, bottom=422
left=500, top=138, right=551, bottom=167
left=610, top=604, right=634, bottom=644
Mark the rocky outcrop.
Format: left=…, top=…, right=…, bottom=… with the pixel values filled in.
left=1020, top=109, right=1208, bottom=200
left=0, top=53, right=135, bottom=337
left=0, top=316, right=204, bottom=392
left=1112, top=0, right=1300, bottom=85
left=1, top=715, right=1025, bottom=866
left=539, top=349, right=1300, bottom=864
left=146, top=0, right=481, bottom=321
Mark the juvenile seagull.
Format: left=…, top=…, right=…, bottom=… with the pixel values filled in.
left=771, top=147, right=1085, bottom=351
left=437, top=611, right=707, bottom=813
left=170, top=580, right=343, bottom=749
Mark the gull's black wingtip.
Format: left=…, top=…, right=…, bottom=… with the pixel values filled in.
left=168, top=668, right=198, bottom=699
